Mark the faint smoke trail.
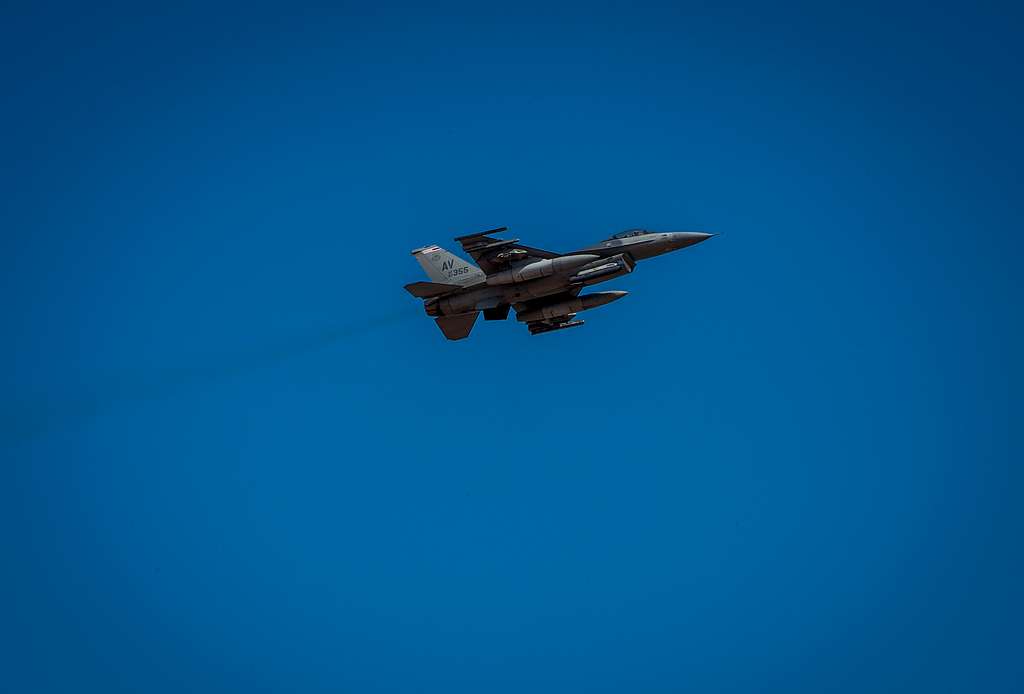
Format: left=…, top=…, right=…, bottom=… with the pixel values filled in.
left=3, top=307, right=419, bottom=446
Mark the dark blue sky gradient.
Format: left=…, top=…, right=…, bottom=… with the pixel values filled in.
left=4, top=3, right=1022, bottom=692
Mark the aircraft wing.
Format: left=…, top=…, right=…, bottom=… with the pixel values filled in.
left=454, top=227, right=561, bottom=275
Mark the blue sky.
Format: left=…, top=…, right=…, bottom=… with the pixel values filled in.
left=3, top=2, right=1021, bottom=692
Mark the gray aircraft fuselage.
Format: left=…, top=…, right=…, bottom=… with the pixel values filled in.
left=429, top=231, right=711, bottom=314
left=581, top=230, right=713, bottom=259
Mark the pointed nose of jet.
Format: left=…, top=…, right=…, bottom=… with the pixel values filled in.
left=670, top=231, right=714, bottom=249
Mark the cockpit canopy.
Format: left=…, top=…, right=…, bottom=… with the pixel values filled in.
left=609, top=229, right=648, bottom=240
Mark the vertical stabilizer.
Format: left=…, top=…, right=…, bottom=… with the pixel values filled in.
left=411, top=246, right=485, bottom=287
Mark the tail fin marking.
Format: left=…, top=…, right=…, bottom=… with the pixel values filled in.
left=411, top=246, right=485, bottom=287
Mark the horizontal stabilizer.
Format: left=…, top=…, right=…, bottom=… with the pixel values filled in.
left=404, top=281, right=462, bottom=298
left=436, top=312, right=479, bottom=340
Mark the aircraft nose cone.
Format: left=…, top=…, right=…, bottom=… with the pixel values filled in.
left=672, top=231, right=714, bottom=248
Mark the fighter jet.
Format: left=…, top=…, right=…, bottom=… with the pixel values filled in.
left=404, top=227, right=713, bottom=339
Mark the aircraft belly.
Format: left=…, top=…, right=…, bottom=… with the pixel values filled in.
left=499, top=275, right=571, bottom=303
left=436, top=285, right=496, bottom=314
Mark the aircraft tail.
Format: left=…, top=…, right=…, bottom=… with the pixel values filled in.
left=411, top=245, right=485, bottom=287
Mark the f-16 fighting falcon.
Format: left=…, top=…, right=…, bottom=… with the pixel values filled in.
left=404, top=227, right=713, bottom=339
